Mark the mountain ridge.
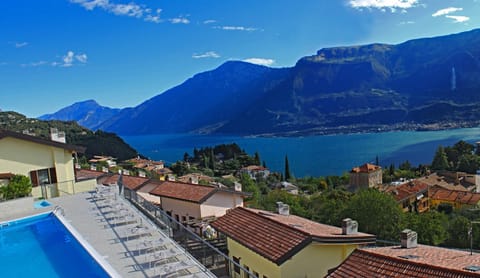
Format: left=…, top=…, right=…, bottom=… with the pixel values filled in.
left=41, top=28, right=480, bottom=136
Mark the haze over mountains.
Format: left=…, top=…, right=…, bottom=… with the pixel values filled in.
left=41, top=29, right=480, bottom=136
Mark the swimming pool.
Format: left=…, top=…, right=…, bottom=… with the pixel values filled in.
left=0, top=212, right=113, bottom=277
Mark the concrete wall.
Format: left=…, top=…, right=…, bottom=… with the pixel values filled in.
left=201, top=191, right=243, bottom=218
left=161, top=197, right=201, bottom=221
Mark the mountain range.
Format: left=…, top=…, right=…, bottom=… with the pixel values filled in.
left=41, top=28, right=480, bottom=136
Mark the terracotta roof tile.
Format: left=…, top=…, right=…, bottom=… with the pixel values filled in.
left=211, top=207, right=375, bottom=265
left=328, top=245, right=480, bottom=278
left=75, top=169, right=107, bottom=181
left=149, top=181, right=217, bottom=203
left=102, top=174, right=149, bottom=190
left=350, top=163, right=381, bottom=173
left=386, top=180, right=429, bottom=202
left=430, top=187, right=480, bottom=206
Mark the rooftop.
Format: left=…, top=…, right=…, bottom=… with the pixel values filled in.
left=350, top=163, right=381, bottom=173
left=430, top=186, right=480, bottom=205
left=102, top=174, right=149, bottom=191
left=328, top=244, right=480, bottom=278
left=385, top=180, right=429, bottom=202
left=211, top=207, right=375, bottom=265
left=149, top=180, right=246, bottom=203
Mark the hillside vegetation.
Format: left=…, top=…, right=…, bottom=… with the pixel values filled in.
left=0, top=111, right=139, bottom=160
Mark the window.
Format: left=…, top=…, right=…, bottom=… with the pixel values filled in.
left=233, top=256, right=240, bottom=274
left=30, top=168, right=57, bottom=187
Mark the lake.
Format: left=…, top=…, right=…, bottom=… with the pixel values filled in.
left=121, top=127, right=480, bottom=177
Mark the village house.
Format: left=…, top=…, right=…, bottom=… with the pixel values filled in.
left=429, top=185, right=480, bottom=210
left=422, top=172, right=476, bottom=192
left=239, top=165, right=270, bottom=180
left=211, top=204, right=375, bottom=278
left=349, top=163, right=382, bottom=190
left=384, top=180, right=430, bottom=213
left=0, top=129, right=95, bottom=199
left=147, top=180, right=247, bottom=233
left=88, top=155, right=117, bottom=167
left=126, top=157, right=172, bottom=180
left=328, top=229, right=480, bottom=277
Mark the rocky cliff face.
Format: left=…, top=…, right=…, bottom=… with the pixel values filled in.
left=47, top=29, right=480, bottom=136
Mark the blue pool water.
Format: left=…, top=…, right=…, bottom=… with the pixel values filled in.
left=0, top=213, right=109, bottom=277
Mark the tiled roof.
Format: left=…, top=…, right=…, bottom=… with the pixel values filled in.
left=211, top=207, right=375, bottom=265
left=75, top=169, right=108, bottom=181
left=421, top=173, right=470, bottom=191
left=350, top=163, right=381, bottom=173
left=430, top=186, right=480, bottom=205
left=241, top=165, right=268, bottom=171
left=386, top=180, right=429, bottom=202
left=0, top=129, right=85, bottom=153
left=328, top=245, right=480, bottom=278
left=149, top=181, right=218, bottom=203
left=102, top=174, right=149, bottom=190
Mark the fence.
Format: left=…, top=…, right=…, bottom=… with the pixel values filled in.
left=123, top=187, right=256, bottom=278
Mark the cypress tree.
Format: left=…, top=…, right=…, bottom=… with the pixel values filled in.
left=285, top=155, right=291, bottom=181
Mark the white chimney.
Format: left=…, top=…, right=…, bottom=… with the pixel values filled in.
left=167, top=174, right=176, bottom=181
left=234, top=182, right=242, bottom=192
left=75, top=163, right=81, bottom=169
left=189, top=175, right=199, bottom=184
left=90, top=165, right=96, bottom=171
left=50, top=128, right=66, bottom=143
left=102, top=167, right=108, bottom=173
left=400, top=229, right=418, bottom=249
left=276, top=202, right=290, bottom=216
left=138, top=171, right=146, bottom=178
left=342, top=218, right=358, bottom=235
left=476, top=170, right=480, bottom=193
left=122, top=169, right=130, bottom=176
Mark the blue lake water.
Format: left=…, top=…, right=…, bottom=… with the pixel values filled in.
left=121, top=127, right=480, bottom=177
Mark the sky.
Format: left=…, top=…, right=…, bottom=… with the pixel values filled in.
left=1, top=0, right=479, bottom=118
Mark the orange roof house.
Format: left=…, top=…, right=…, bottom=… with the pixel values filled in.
left=211, top=206, right=375, bottom=278
left=385, top=180, right=429, bottom=213
left=328, top=244, right=480, bottom=277
left=147, top=180, right=247, bottom=225
left=349, top=163, right=382, bottom=190
left=430, top=186, right=480, bottom=209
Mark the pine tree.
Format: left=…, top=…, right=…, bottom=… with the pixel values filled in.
left=254, top=151, right=261, bottom=166
left=431, top=146, right=450, bottom=171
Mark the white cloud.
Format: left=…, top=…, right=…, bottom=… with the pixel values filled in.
left=446, top=15, right=470, bottom=23
left=20, top=61, right=48, bottom=67
left=62, top=51, right=75, bottom=67
left=75, top=53, right=88, bottom=63
left=432, top=7, right=463, bottom=17
left=169, top=17, right=190, bottom=24
left=243, top=58, right=275, bottom=66
left=214, top=26, right=257, bottom=31
left=70, top=0, right=162, bottom=23
left=15, top=42, right=28, bottom=48
left=349, top=0, right=418, bottom=11
left=203, top=19, right=216, bottom=24
left=398, top=20, right=415, bottom=25
left=192, top=51, right=220, bottom=59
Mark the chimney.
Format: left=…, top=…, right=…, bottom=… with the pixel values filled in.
left=138, top=171, right=146, bottom=178
left=122, top=169, right=130, bottom=176
left=234, top=182, right=242, bottom=192
left=167, top=174, right=176, bottom=181
left=189, top=175, right=199, bottom=185
left=50, top=128, right=66, bottom=143
left=276, top=202, right=290, bottom=216
left=400, top=229, right=418, bottom=248
left=342, top=218, right=358, bottom=235
left=75, top=163, right=81, bottom=169
left=476, top=170, right=480, bottom=193
left=102, top=167, right=108, bottom=173
left=90, top=165, right=96, bottom=171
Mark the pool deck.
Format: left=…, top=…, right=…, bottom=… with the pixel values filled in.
left=1, top=187, right=215, bottom=278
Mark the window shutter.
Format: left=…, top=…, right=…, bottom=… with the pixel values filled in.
left=49, top=168, right=57, bottom=183
left=30, top=171, right=39, bottom=187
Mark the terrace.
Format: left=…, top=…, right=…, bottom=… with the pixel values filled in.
left=0, top=185, right=217, bottom=277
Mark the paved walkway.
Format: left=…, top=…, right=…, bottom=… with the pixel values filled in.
left=3, top=186, right=215, bottom=278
